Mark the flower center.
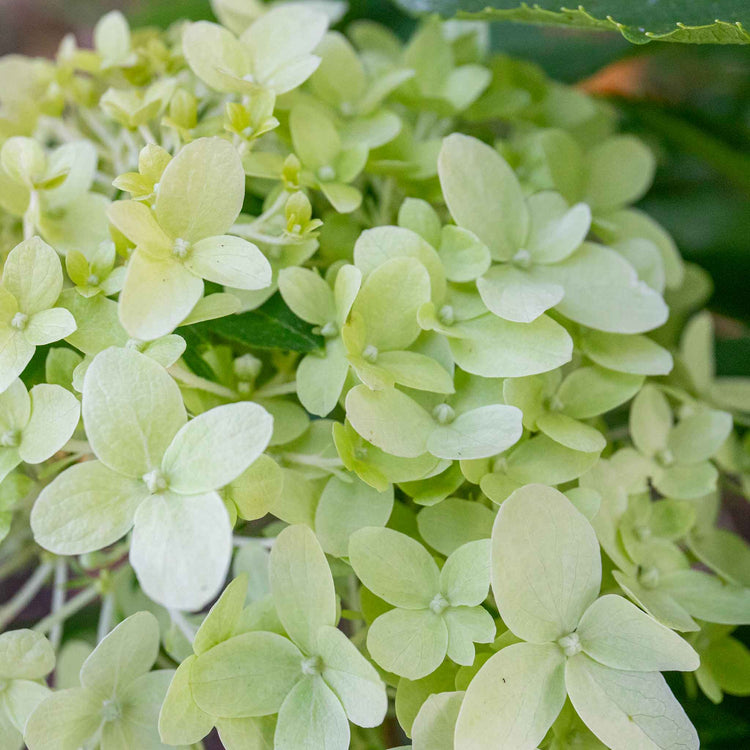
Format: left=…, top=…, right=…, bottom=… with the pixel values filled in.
left=362, top=344, right=378, bottom=363
left=512, top=248, right=532, bottom=269
left=171, top=237, right=191, bottom=259
left=656, top=449, right=675, bottom=467
left=86, top=273, right=100, bottom=286
left=432, top=403, right=455, bottom=425
left=320, top=322, right=338, bottom=339
left=101, top=699, right=121, bottom=722
left=316, top=165, right=336, bottom=182
left=429, top=594, right=450, bottom=615
left=634, top=524, right=652, bottom=542
left=437, top=305, right=455, bottom=326
left=0, top=430, right=20, bottom=448
left=300, top=655, right=323, bottom=676
left=639, top=566, right=660, bottom=589
left=10, top=312, right=28, bottom=331
left=142, top=469, right=168, bottom=494
left=557, top=632, right=582, bottom=657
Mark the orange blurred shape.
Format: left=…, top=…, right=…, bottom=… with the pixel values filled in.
left=578, top=57, right=650, bottom=98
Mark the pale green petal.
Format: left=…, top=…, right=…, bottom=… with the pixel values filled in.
left=533, top=243, right=667, bottom=334
left=155, top=137, right=245, bottom=242
left=454, top=642, right=566, bottom=750
left=558, top=366, right=643, bottom=419
left=119, top=251, right=204, bottom=341
left=158, top=656, right=213, bottom=746
left=581, top=330, right=673, bottom=376
left=190, top=631, right=303, bottom=717
left=106, top=200, right=171, bottom=258
left=349, top=526, right=440, bottom=609
left=398, top=198, right=442, bottom=249
left=269, top=524, right=337, bottom=654
left=193, top=575, right=248, bottom=656
left=536, top=412, right=606, bottom=453
left=660, top=570, right=750, bottom=625
left=525, top=192, right=591, bottom=264
left=412, top=691, right=464, bottom=750
left=367, top=608, right=448, bottom=680
left=314, top=475, right=393, bottom=557
left=80, top=611, right=159, bottom=698
left=416, top=498, right=494, bottom=557
left=310, top=32, right=365, bottom=106
left=449, top=313, right=572, bottom=378
left=180, top=292, right=241, bottom=326
left=290, top=101, right=340, bottom=172
left=278, top=267, right=335, bottom=326
left=185, top=235, right=271, bottom=290
left=274, top=675, right=349, bottom=750
left=438, top=226, right=491, bottom=282
left=353, top=256, right=431, bottom=351
left=564, top=487, right=602, bottom=521
left=319, top=182, right=362, bottom=214
left=653, top=462, right=718, bottom=500
left=24, top=688, right=102, bottom=750
left=345, top=385, right=434, bottom=459
left=394, top=661, right=460, bottom=739
left=216, top=716, right=275, bottom=750
left=437, top=134, right=528, bottom=261
left=82, top=347, right=186, bottom=477
left=18, top=384, right=79, bottom=464
left=242, top=5, right=328, bottom=92
left=162, top=401, right=273, bottom=494
left=100, top=670, right=172, bottom=750
left=225, top=454, right=283, bottom=522
left=491, top=484, right=601, bottom=642
left=57, top=291, right=126, bottom=356
left=688, top=528, right=750, bottom=587
left=0, top=377, right=30, bottom=429
left=629, top=385, right=672, bottom=457
left=440, top=540, right=491, bottom=607
left=297, top=339, right=349, bottom=417
left=443, top=606, right=495, bottom=665
left=0, top=328, right=35, bottom=393
left=24, top=308, right=76, bottom=346
left=31, top=460, right=147, bottom=555
left=565, top=655, right=698, bottom=750
left=376, top=350, right=454, bottom=394
left=130, top=491, right=232, bottom=611
left=3, top=237, right=62, bottom=314
left=182, top=21, right=250, bottom=93
left=477, top=265, right=564, bottom=323
left=317, top=625, right=387, bottom=727
left=427, top=405, right=522, bottom=461
left=577, top=595, right=699, bottom=672
left=584, top=136, right=655, bottom=212
left=667, top=409, right=732, bottom=465
left=2, top=679, right=49, bottom=734
left=0, top=630, right=54, bottom=680
left=506, top=435, right=600, bottom=486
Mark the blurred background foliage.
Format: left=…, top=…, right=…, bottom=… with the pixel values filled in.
left=1, top=0, right=748, bottom=746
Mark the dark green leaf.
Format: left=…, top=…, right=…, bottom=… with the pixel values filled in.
left=394, top=1, right=750, bottom=44
left=183, top=293, right=324, bottom=353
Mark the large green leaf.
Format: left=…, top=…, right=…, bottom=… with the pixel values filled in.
left=184, top=293, right=324, bottom=353
left=394, top=1, right=750, bottom=44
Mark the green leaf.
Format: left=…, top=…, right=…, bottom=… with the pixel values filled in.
left=565, top=655, right=698, bottom=750
left=80, top=611, right=159, bottom=698
left=274, top=675, right=349, bottom=750
left=83, top=346, right=187, bottom=473
left=188, top=293, right=324, bottom=353
left=269, top=524, right=337, bottom=654
left=491, top=484, right=601, bottom=642
left=576, top=595, right=699, bottom=672
left=191, top=631, right=303, bottom=717
left=455, top=642, right=566, bottom=749
left=367, top=608, right=448, bottom=679
left=316, top=625, right=387, bottom=728
left=394, top=1, right=750, bottom=45
left=438, top=134, right=527, bottom=261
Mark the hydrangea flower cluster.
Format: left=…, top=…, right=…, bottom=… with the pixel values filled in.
left=0, top=3, right=748, bottom=749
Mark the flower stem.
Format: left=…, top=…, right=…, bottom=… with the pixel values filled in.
left=33, top=585, right=99, bottom=635
left=49, top=559, right=68, bottom=650
left=0, top=562, right=53, bottom=631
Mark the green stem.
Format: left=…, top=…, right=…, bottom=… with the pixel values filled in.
left=34, top=585, right=99, bottom=635
left=49, top=559, right=68, bottom=650
left=0, top=562, right=53, bottom=631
